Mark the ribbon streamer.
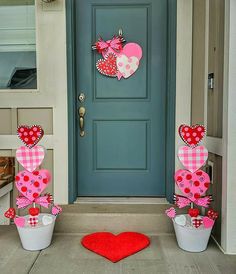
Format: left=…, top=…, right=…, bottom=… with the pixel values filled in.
left=92, top=35, right=125, bottom=55
left=173, top=194, right=212, bottom=208
left=16, top=194, right=53, bottom=209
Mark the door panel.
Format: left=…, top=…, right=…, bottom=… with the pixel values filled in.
left=94, top=120, right=148, bottom=170
left=94, top=6, right=149, bottom=99
left=76, top=0, right=167, bottom=196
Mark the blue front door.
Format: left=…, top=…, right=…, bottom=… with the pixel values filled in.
left=76, top=0, right=168, bottom=196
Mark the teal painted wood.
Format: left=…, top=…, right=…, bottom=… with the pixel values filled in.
left=76, top=0, right=166, bottom=196
left=166, top=0, right=177, bottom=202
left=66, top=0, right=77, bottom=203
left=66, top=0, right=176, bottom=201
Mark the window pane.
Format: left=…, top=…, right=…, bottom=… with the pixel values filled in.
left=0, top=0, right=37, bottom=89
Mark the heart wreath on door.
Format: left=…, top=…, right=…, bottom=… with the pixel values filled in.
left=92, top=30, right=143, bottom=80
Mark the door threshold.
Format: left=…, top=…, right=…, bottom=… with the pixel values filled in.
left=75, top=197, right=169, bottom=204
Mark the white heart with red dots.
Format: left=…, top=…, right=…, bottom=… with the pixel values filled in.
left=15, top=169, right=51, bottom=202
left=116, top=54, right=139, bottom=78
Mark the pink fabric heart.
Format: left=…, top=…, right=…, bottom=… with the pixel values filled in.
left=165, top=207, right=176, bottom=218
left=178, top=145, right=208, bottom=173
left=174, top=169, right=210, bottom=202
left=15, top=169, right=51, bottom=201
left=120, top=43, right=143, bottom=60
left=14, top=217, right=25, bottom=227
left=203, top=216, right=214, bottom=228
left=16, top=146, right=45, bottom=172
left=52, top=205, right=62, bottom=216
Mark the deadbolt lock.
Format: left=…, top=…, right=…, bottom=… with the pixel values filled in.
left=78, top=93, right=85, bottom=103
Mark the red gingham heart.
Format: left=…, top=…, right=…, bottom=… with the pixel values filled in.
left=28, top=216, right=38, bottom=227
left=16, top=146, right=45, bottom=172
left=177, top=145, right=208, bottom=173
left=192, top=217, right=203, bottom=228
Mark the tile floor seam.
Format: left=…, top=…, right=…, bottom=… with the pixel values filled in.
left=28, top=251, right=41, bottom=274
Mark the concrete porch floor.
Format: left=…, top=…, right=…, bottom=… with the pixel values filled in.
left=1, top=226, right=236, bottom=274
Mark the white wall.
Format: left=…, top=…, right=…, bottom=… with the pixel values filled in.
left=0, top=0, right=68, bottom=204
left=175, top=0, right=192, bottom=172
left=221, top=0, right=236, bottom=254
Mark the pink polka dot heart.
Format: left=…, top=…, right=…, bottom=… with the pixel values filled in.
left=174, top=169, right=210, bottom=202
left=116, top=54, right=139, bottom=79
left=17, top=125, right=44, bottom=148
left=178, top=124, right=206, bottom=148
left=15, top=169, right=51, bottom=202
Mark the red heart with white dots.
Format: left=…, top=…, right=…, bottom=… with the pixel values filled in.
left=179, top=124, right=206, bottom=148
left=96, top=53, right=118, bottom=77
left=17, top=125, right=44, bottom=148
left=207, top=209, right=219, bottom=220
left=174, top=169, right=210, bottom=202
left=4, top=208, right=16, bottom=219
left=15, top=169, right=51, bottom=201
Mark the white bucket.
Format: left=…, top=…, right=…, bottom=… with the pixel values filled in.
left=16, top=213, right=56, bottom=251
left=173, top=214, right=212, bottom=252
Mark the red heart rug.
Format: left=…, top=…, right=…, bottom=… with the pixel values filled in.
left=81, top=232, right=150, bottom=263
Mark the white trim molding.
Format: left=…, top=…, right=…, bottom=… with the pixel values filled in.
left=175, top=0, right=192, bottom=172
left=221, top=0, right=236, bottom=254
left=0, top=135, right=54, bottom=150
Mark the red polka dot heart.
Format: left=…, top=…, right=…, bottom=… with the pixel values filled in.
left=15, top=170, right=51, bottom=202
left=96, top=53, right=118, bottom=77
left=17, top=125, right=44, bottom=148
left=179, top=124, right=206, bottom=148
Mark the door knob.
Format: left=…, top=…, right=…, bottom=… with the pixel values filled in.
left=78, top=107, right=86, bottom=137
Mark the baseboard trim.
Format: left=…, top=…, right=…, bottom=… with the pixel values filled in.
left=75, top=197, right=169, bottom=204
left=210, top=235, right=228, bottom=254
